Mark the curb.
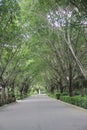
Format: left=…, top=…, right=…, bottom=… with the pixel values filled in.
left=57, top=99, right=87, bottom=113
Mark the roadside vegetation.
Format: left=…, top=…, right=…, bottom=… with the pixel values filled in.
left=0, top=0, right=87, bottom=108
left=48, top=91, right=87, bottom=109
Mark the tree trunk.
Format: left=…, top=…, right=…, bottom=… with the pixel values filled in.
left=79, top=78, right=84, bottom=96
left=68, top=64, right=73, bottom=97
left=1, top=86, right=6, bottom=102
left=59, top=79, right=63, bottom=93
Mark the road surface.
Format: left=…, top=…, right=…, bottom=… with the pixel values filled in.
left=0, top=94, right=87, bottom=130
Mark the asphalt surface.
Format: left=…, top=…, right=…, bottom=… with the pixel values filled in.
left=0, top=94, right=87, bottom=130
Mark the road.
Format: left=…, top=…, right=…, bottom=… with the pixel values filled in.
left=0, top=94, right=87, bottom=130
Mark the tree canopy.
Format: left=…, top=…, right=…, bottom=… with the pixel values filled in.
left=0, top=0, right=87, bottom=102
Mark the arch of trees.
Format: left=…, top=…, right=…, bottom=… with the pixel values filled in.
left=0, top=0, right=87, bottom=104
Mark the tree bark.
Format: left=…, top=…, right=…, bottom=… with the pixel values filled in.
left=1, top=86, right=6, bottom=102
left=68, top=63, right=73, bottom=97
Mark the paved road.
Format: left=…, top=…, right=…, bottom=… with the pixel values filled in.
left=0, top=95, right=87, bottom=130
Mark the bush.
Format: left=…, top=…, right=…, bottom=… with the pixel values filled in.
left=0, top=97, right=16, bottom=107
left=60, top=96, right=87, bottom=109
left=60, top=92, right=68, bottom=96
left=74, top=91, right=80, bottom=96
left=55, top=93, right=61, bottom=99
left=6, top=97, right=16, bottom=104
left=0, top=100, right=4, bottom=106
left=48, top=91, right=67, bottom=100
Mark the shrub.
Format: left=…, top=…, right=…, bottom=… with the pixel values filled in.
left=0, top=96, right=16, bottom=107
left=74, top=91, right=80, bottom=96
left=60, top=96, right=87, bottom=109
left=0, top=100, right=4, bottom=106
left=55, top=93, right=61, bottom=99
left=60, top=92, right=68, bottom=96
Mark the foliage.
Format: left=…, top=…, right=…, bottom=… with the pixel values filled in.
left=0, top=0, right=87, bottom=106
left=60, top=96, right=87, bottom=109
left=0, top=96, right=16, bottom=106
